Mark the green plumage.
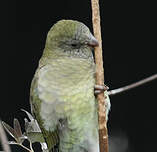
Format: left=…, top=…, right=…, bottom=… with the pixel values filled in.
left=30, top=20, right=110, bottom=152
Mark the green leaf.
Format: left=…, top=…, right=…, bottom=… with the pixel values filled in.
left=2, top=121, right=18, bottom=140
left=21, top=109, right=34, bottom=121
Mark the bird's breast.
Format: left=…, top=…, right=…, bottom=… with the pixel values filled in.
left=38, top=57, right=95, bottom=96
left=37, top=58, right=96, bottom=131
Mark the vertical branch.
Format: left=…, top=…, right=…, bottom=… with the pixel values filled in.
left=91, top=0, right=109, bottom=152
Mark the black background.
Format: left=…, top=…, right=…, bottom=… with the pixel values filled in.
left=1, top=0, right=156, bottom=151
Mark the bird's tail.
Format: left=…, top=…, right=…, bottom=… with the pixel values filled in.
left=41, top=128, right=59, bottom=152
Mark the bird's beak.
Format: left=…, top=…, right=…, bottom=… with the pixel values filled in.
left=87, top=34, right=99, bottom=47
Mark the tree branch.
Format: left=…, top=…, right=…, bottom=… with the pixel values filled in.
left=108, top=74, right=157, bottom=96
left=0, top=120, right=11, bottom=152
left=91, top=0, right=109, bottom=152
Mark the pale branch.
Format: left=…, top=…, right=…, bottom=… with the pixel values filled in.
left=108, top=74, right=157, bottom=96
left=0, top=120, right=11, bottom=152
left=91, top=0, right=109, bottom=152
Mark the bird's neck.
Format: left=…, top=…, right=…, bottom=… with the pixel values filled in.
left=39, top=47, right=94, bottom=67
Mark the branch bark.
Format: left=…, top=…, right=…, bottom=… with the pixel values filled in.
left=0, top=120, right=11, bottom=152
left=91, top=0, right=109, bottom=152
left=108, top=74, right=157, bottom=96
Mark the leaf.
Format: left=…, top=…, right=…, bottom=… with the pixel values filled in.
left=24, top=117, right=41, bottom=132
left=2, top=121, right=18, bottom=140
left=13, top=118, right=22, bottom=137
left=21, top=109, right=34, bottom=121
left=24, top=118, right=29, bottom=130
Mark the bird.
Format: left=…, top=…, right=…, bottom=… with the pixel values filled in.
left=30, top=20, right=110, bottom=152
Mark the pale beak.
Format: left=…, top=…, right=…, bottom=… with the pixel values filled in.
left=87, top=34, right=99, bottom=47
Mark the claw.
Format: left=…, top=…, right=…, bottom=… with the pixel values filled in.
left=94, top=84, right=109, bottom=95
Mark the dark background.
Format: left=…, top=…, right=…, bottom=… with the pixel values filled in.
left=1, top=0, right=156, bottom=151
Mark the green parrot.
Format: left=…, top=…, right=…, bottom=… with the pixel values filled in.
left=30, top=20, right=110, bottom=152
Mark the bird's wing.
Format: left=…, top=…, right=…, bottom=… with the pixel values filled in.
left=30, top=67, right=59, bottom=151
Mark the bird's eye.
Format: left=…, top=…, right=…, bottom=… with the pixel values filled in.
left=71, top=43, right=78, bottom=47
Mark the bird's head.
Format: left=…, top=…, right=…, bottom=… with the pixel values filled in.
left=44, top=20, right=98, bottom=59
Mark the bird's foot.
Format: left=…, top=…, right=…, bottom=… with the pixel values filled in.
left=94, top=84, right=109, bottom=95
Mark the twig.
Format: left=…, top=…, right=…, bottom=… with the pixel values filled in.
left=0, top=120, right=11, bottom=152
left=29, top=140, right=34, bottom=152
left=10, top=143, right=33, bottom=152
left=91, top=0, right=109, bottom=152
left=108, top=74, right=157, bottom=96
